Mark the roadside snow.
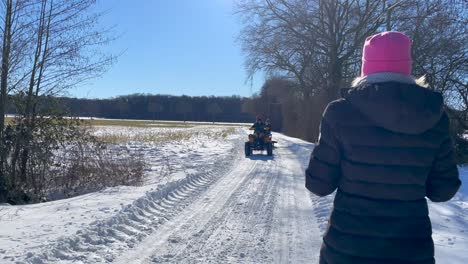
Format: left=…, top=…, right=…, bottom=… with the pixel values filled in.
left=430, top=166, right=468, bottom=263
left=0, top=128, right=466, bottom=263
left=0, top=125, right=241, bottom=263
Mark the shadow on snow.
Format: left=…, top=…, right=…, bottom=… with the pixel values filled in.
left=246, top=153, right=275, bottom=161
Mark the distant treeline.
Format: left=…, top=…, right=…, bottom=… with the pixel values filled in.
left=7, top=94, right=255, bottom=123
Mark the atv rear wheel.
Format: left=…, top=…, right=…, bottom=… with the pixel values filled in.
left=245, top=142, right=252, bottom=156
left=266, top=142, right=273, bottom=156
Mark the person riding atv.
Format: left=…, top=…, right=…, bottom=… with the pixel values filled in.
left=245, top=115, right=273, bottom=156
left=250, top=116, right=265, bottom=136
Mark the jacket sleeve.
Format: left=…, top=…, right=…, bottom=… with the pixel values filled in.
left=305, top=107, right=341, bottom=197
left=426, top=131, right=461, bottom=202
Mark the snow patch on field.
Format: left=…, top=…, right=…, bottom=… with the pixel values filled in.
left=0, top=125, right=242, bottom=263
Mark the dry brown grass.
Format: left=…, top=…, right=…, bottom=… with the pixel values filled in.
left=5, top=117, right=248, bottom=128
left=84, top=119, right=248, bottom=128
left=97, top=127, right=238, bottom=144
left=98, top=131, right=193, bottom=144
left=4, top=116, right=14, bottom=125
left=84, top=119, right=193, bottom=128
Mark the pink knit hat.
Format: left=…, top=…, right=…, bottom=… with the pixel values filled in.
left=361, top=31, right=412, bottom=77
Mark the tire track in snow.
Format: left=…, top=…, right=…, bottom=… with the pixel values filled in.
left=267, top=136, right=323, bottom=264
left=24, top=145, right=244, bottom=264
left=25, top=133, right=324, bottom=264
left=115, top=135, right=323, bottom=264
left=149, top=154, right=280, bottom=263
left=113, top=156, right=261, bottom=264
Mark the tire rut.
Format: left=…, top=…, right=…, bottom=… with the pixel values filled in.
left=26, top=147, right=242, bottom=264
left=148, top=152, right=284, bottom=264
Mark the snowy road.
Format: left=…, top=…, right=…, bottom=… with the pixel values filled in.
left=19, top=133, right=328, bottom=263
left=115, top=135, right=323, bottom=264
left=1, top=128, right=467, bottom=263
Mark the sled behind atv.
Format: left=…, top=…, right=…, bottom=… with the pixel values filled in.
left=245, top=128, right=273, bottom=156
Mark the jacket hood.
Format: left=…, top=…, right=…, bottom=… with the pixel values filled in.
left=343, top=82, right=444, bottom=134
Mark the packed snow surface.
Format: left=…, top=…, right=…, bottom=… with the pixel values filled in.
left=0, top=126, right=466, bottom=263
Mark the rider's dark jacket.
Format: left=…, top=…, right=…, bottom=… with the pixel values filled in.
left=306, top=82, right=461, bottom=264
left=251, top=121, right=265, bottom=134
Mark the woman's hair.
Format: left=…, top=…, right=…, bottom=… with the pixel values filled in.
left=351, top=72, right=428, bottom=88
left=415, top=76, right=429, bottom=88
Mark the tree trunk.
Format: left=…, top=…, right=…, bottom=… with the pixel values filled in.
left=328, top=56, right=342, bottom=101
left=0, top=0, right=13, bottom=201
left=21, top=0, right=49, bottom=181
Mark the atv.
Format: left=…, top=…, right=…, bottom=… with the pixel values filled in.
left=245, top=127, right=273, bottom=156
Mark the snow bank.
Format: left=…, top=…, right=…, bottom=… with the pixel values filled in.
left=430, top=166, right=468, bottom=263
left=279, top=134, right=468, bottom=263
left=0, top=125, right=242, bottom=263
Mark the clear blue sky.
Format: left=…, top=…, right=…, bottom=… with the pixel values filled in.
left=71, top=0, right=263, bottom=99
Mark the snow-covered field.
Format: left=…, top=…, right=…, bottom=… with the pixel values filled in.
left=0, top=125, right=466, bottom=263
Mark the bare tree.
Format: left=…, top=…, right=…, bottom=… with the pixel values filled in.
left=0, top=0, right=12, bottom=134
left=0, top=0, right=31, bottom=199
left=236, top=0, right=386, bottom=101
left=238, top=0, right=467, bottom=152
left=0, top=0, right=115, bottom=203
left=0, top=0, right=13, bottom=199
left=393, top=0, right=467, bottom=111
left=237, top=0, right=390, bottom=139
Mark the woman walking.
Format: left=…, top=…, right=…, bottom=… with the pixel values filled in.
left=305, top=31, right=461, bottom=263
